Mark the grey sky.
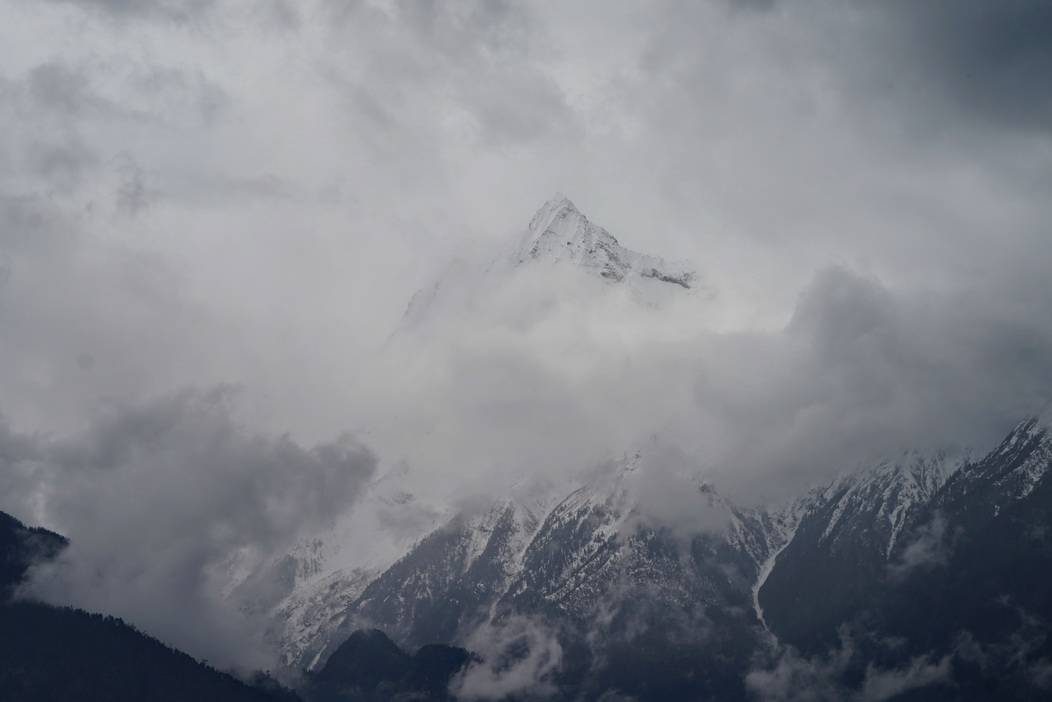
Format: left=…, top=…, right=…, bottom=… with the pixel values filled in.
left=2, top=0, right=1051, bottom=668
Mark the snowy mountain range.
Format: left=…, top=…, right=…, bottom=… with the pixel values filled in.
left=256, top=415, right=1052, bottom=698
left=231, top=197, right=1052, bottom=699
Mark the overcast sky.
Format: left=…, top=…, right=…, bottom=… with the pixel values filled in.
left=2, top=0, right=1051, bottom=433
left=2, top=0, right=1052, bottom=669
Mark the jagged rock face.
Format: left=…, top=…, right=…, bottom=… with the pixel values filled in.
left=239, top=469, right=445, bottom=672
left=266, top=566, right=378, bottom=672
left=937, top=417, right=1051, bottom=512
left=498, top=472, right=635, bottom=621
left=307, top=456, right=786, bottom=680
left=305, top=457, right=782, bottom=700
left=759, top=452, right=962, bottom=651
left=759, top=417, right=1052, bottom=685
left=873, top=420, right=1052, bottom=660
left=517, top=195, right=695, bottom=289
left=487, top=465, right=782, bottom=702
left=270, top=450, right=807, bottom=683
left=497, top=471, right=765, bottom=636
left=314, top=499, right=540, bottom=662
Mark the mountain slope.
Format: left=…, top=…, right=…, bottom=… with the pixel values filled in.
left=240, top=472, right=444, bottom=672
left=875, top=420, right=1052, bottom=663
left=0, top=510, right=67, bottom=599
left=304, top=452, right=791, bottom=700
left=0, top=602, right=299, bottom=702
left=754, top=420, right=1052, bottom=699
left=759, top=451, right=962, bottom=651
left=0, top=511, right=297, bottom=702
left=331, top=497, right=542, bottom=655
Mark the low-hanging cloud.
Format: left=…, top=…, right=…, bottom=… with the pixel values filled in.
left=745, top=635, right=953, bottom=702
left=2, top=387, right=376, bottom=670
left=888, top=513, right=955, bottom=583
left=369, top=261, right=1052, bottom=508
left=452, top=615, right=564, bottom=701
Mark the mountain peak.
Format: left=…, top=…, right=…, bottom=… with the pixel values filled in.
left=526, top=193, right=588, bottom=236
left=516, top=194, right=695, bottom=289
left=395, top=195, right=699, bottom=334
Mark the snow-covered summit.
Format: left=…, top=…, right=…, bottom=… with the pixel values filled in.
left=395, top=194, right=699, bottom=335
left=515, top=194, right=695, bottom=289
